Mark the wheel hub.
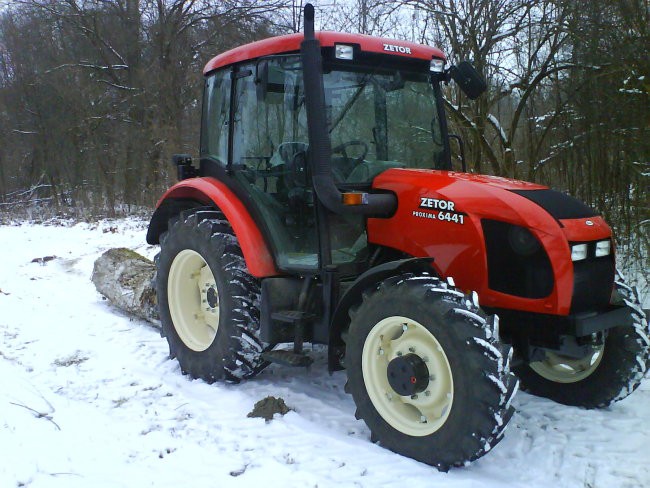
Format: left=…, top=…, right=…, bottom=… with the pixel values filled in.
left=387, top=353, right=430, bottom=396
left=206, top=286, right=219, bottom=308
left=167, top=249, right=220, bottom=352
left=361, top=316, right=454, bottom=436
left=530, top=344, right=605, bottom=383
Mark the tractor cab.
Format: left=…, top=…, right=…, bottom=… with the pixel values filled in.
left=198, top=31, right=477, bottom=276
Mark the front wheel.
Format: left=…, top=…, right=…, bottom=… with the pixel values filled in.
left=345, top=274, right=518, bottom=470
left=515, top=273, right=649, bottom=408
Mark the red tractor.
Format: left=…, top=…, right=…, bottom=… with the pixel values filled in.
left=147, top=4, right=648, bottom=469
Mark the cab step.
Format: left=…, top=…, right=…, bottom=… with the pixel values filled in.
left=271, top=310, right=315, bottom=325
left=261, top=349, right=313, bottom=367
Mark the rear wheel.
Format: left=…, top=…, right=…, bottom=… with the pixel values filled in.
left=515, top=274, right=649, bottom=408
left=345, top=274, right=518, bottom=470
left=156, top=209, right=267, bottom=382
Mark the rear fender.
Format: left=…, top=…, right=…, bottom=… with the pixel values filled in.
left=147, top=178, right=278, bottom=278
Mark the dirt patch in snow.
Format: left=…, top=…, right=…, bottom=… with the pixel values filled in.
left=247, top=395, right=292, bottom=421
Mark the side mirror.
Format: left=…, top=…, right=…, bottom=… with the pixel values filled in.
left=172, top=154, right=197, bottom=180
left=449, top=61, right=486, bottom=100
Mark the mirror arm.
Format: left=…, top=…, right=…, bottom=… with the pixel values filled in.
left=443, top=66, right=454, bottom=83
left=448, top=134, right=466, bottom=172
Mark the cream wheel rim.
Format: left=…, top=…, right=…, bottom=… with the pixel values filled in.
left=530, top=344, right=604, bottom=383
left=168, top=249, right=220, bottom=352
left=361, top=316, right=454, bottom=437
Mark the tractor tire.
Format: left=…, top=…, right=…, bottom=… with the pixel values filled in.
left=515, top=273, right=649, bottom=408
left=156, top=208, right=267, bottom=383
left=345, top=274, right=518, bottom=471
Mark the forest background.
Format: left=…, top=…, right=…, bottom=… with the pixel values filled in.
left=0, top=0, right=647, bottom=284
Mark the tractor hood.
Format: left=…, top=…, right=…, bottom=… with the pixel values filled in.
left=367, top=168, right=612, bottom=316
left=370, top=168, right=600, bottom=230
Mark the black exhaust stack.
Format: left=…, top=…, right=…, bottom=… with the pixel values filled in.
left=300, top=4, right=396, bottom=216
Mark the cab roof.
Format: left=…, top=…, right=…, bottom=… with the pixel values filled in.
left=203, top=31, right=446, bottom=75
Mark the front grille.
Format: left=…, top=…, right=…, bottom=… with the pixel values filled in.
left=571, top=251, right=615, bottom=314
left=482, top=220, right=554, bottom=299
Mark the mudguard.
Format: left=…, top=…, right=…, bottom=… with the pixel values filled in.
left=328, top=257, right=435, bottom=371
left=146, top=177, right=278, bottom=278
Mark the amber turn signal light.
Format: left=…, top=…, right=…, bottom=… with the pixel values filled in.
left=342, top=192, right=369, bottom=205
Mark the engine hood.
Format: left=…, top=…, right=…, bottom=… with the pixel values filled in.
left=372, top=168, right=554, bottom=229
left=424, top=171, right=548, bottom=191
left=371, top=168, right=599, bottom=228
left=368, top=168, right=611, bottom=316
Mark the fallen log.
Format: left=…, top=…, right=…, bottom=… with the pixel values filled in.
left=91, top=248, right=160, bottom=328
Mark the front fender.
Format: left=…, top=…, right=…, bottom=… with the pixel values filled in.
left=328, top=257, right=435, bottom=371
left=147, top=177, right=278, bottom=278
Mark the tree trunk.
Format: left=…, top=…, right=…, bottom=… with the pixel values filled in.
left=91, top=248, right=160, bottom=328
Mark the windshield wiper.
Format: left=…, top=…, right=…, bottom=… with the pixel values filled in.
left=328, top=72, right=372, bottom=133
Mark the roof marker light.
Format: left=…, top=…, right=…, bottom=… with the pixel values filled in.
left=430, top=58, right=445, bottom=73
left=335, top=44, right=354, bottom=60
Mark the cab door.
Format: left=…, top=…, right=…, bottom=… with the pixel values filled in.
left=229, top=56, right=320, bottom=272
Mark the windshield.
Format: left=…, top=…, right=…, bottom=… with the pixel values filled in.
left=324, top=64, right=448, bottom=184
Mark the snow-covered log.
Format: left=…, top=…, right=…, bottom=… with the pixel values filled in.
left=91, top=248, right=160, bottom=328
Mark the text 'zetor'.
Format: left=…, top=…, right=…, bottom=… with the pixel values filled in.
left=419, top=197, right=455, bottom=211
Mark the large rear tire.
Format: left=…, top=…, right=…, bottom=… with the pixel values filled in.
left=345, top=274, right=518, bottom=470
left=156, top=209, right=267, bottom=383
left=515, top=273, right=649, bottom=408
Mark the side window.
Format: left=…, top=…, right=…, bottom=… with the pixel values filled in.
left=201, top=70, right=231, bottom=163
left=232, top=59, right=308, bottom=169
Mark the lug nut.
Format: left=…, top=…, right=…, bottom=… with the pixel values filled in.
left=411, top=394, right=418, bottom=400
left=408, top=347, right=415, bottom=353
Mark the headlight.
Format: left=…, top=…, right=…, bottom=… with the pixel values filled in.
left=508, top=226, right=540, bottom=256
left=595, top=240, right=611, bottom=257
left=571, top=243, right=588, bottom=261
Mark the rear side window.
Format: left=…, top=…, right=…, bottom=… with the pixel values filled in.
left=201, top=69, right=231, bottom=164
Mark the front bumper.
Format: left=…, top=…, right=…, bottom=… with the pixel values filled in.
left=570, top=305, right=634, bottom=337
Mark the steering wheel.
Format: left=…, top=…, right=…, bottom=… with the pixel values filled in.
left=271, top=142, right=310, bottom=194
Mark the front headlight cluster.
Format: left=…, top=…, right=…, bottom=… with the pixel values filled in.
left=571, top=240, right=611, bottom=261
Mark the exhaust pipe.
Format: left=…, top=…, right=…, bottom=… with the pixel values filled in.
left=300, top=3, right=396, bottom=217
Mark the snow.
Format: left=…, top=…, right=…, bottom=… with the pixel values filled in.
left=1, top=218, right=649, bottom=488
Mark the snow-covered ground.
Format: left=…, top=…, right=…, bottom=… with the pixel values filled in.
left=0, top=218, right=648, bottom=488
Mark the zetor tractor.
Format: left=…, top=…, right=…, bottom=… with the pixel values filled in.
left=147, top=4, right=648, bottom=469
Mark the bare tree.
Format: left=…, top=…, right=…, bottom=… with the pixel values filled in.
left=0, top=0, right=290, bottom=214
